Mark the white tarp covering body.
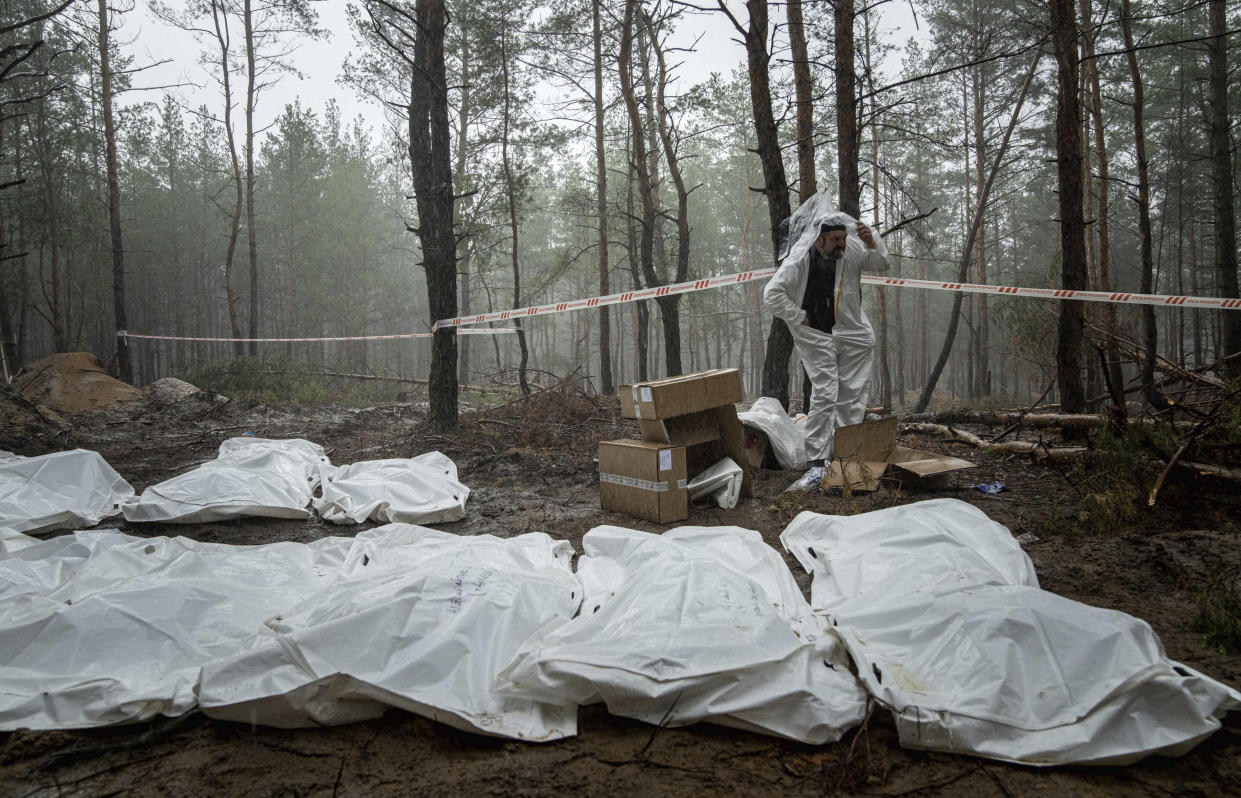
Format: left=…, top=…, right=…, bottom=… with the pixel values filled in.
left=498, top=524, right=867, bottom=743
left=780, top=499, right=1241, bottom=765
left=122, top=437, right=330, bottom=523
left=686, top=457, right=743, bottom=509
left=0, top=449, right=133, bottom=534
left=0, top=527, right=580, bottom=740
left=738, top=397, right=807, bottom=470
left=199, top=527, right=580, bottom=740
left=313, top=452, right=469, bottom=525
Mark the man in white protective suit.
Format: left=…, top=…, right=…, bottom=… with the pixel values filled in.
left=763, top=193, right=888, bottom=490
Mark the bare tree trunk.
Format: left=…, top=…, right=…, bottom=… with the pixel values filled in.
left=97, top=0, right=131, bottom=383
left=620, top=0, right=675, bottom=378
left=244, top=0, right=259, bottom=355
left=212, top=1, right=245, bottom=357
left=915, top=53, right=1040, bottom=413
left=592, top=0, right=612, bottom=394
left=625, top=139, right=648, bottom=382
left=1207, top=0, right=1240, bottom=374
left=644, top=9, right=688, bottom=377
left=408, top=0, right=457, bottom=430
left=1050, top=0, right=1087, bottom=412
left=787, top=0, right=814, bottom=204
left=835, top=0, right=859, bottom=217
left=863, top=9, right=889, bottom=409
left=971, top=65, right=988, bottom=400
left=718, top=0, right=793, bottom=404
left=1081, top=0, right=1123, bottom=403
left=454, top=31, right=473, bottom=387
left=499, top=26, right=529, bottom=396
left=1120, top=0, right=1161, bottom=406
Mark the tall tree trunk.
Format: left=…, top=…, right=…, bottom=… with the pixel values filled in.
left=592, top=0, right=612, bottom=394
left=1081, top=0, right=1123, bottom=403
left=454, top=31, right=473, bottom=387
left=720, top=0, right=793, bottom=404
left=211, top=1, right=245, bottom=357
left=644, top=10, right=688, bottom=378
left=915, top=53, right=1041, bottom=413
left=835, top=0, right=859, bottom=217
left=619, top=0, right=666, bottom=378
left=863, top=9, right=890, bottom=409
left=1050, top=0, right=1087, bottom=413
left=1207, top=0, right=1240, bottom=374
left=625, top=140, right=648, bottom=382
left=787, top=0, right=814, bottom=203
left=971, top=65, right=988, bottom=400
left=244, top=0, right=259, bottom=355
left=97, top=0, right=131, bottom=382
left=1120, top=0, right=1161, bottom=406
left=409, top=0, right=457, bottom=430
left=499, top=26, right=530, bottom=396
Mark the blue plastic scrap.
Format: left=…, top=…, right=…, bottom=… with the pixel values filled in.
left=974, top=481, right=1007, bottom=494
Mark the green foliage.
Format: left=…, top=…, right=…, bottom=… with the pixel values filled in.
left=181, top=357, right=400, bottom=407
left=1193, top=568, right=1241, bottom=654
left=1067, top=422, right=1176, bottom=535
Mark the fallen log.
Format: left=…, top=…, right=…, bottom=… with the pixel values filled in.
left=903, top=422, right=1089, bottom=462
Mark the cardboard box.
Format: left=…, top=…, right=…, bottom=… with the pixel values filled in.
left=620, top=369, right=743, bottom=420
left=636, top=404, right=752, bottom=499
left=599, top=439, right=687, bottom=523
left=825, top=416, right=976, bottom=492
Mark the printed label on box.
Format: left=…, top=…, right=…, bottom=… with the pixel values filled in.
left=640, top=386, right=653, bottom=403
left=659, top=449, right=672, bottom=471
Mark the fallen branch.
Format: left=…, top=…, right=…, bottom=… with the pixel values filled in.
left=904, top=422, right=1089, bottom=462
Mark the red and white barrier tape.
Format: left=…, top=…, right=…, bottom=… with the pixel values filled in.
left=119, top=270, right=1241, bottom=343
left=117, top=328, right=519, bottom=343
left=432, top=268, right=1241, bottom=329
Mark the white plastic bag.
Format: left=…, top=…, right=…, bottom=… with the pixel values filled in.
left=123, top=437, right=330, bottom=523
left=0, top=449, right=133, bottom=534
left=498, top=524, right=867, bottom=744
left=686, top=457, right=743, bottom=509
left=738, top=397, right=807, bottom=470
left=313, top=452, right=469, bottom=525
left=780, top=499, right=1241, bottom=765
left=198, top=527, right=580, bottom=740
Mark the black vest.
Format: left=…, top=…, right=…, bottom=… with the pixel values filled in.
left=801, top=249, right=838, bottom=333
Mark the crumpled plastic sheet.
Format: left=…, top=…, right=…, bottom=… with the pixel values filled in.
left=122, top=437, right=331, bottom=523
left=313, top=452, right=470, bottom=525
left=0, top=449, right=133, bottom=535
left=0, top=526, right=580, bottom=740
left=738, top=397, right=808, bottom=470
left=497, top=524, right=868, bottom=744
left=686, top=457, right=743, bottom=509
left=779, top=498, right=1241, bottom=765
left=198, top=527, right=580, bottom=740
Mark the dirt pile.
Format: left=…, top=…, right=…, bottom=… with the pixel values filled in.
left=14, top=352, right=144, bottom=415
left=145, top=377, right=202, bottom=404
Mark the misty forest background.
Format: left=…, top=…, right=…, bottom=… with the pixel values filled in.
left=1, top=0, right=1238, bottom=431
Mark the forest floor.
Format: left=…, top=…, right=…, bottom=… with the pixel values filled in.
left=3, top=381, right=1241, bottom=797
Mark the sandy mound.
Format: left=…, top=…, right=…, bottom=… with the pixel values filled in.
left=146, top=377, right=202, bottom=404
left=15, top=352, right=143, bottom=415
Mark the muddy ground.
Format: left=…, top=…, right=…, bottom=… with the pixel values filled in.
left=3, top=384, right=1241, bottom=797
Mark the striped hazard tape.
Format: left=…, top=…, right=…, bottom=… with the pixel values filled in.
left=432, top=268, right=1241, bottom=329
left=118, top=328, right=519, bottom=343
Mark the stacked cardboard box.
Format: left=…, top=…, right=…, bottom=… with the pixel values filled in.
left=599, top=369, right=750, bottom=523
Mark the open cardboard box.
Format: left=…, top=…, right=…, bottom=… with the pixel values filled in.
left=825, top=416, right=976, bottom=491
left=618, top=369, right=751, bottom=499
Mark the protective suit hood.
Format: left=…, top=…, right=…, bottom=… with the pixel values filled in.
left=779, top=190, right=858, bottom=266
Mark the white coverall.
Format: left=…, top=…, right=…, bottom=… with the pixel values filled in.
left=763, top=225, right=889, bottom=463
